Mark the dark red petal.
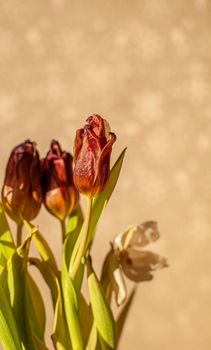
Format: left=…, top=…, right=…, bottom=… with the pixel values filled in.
left=94, top=132, right=116, bottom=185
left=50, top=140, right=63, bottom=157
left=86, top=114, right=108, bottom=146
left=74, top=129, right=84, bottom=163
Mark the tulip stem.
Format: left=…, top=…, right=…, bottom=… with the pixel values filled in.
left=17, top=224, right=23, bottom=246
left=60, top=219, right=66, bottom=243
left=70, top=197, right=93, bottom=280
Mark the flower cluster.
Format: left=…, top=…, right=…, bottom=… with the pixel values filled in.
left=0, top=114, right=168, bottom=350
left=2, top=114, right=116, bottom=224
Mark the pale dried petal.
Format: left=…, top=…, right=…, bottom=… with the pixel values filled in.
left=120, top=249, right=168, bottom=283
left=101, top=248, right=127, bottom=306
left=113, top=266, right=127, bottom=306
left=114, top=221, right=159, bottom=251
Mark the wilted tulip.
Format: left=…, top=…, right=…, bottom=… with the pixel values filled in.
left=41, top=140, right=79, bottom=221
left=2, top=140, right=42, bottom=224
left=101, top=221, right=168, bottom=306
left=73, top=114, right=116, bottom=197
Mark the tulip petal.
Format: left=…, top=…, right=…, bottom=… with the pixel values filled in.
left=114, top=221, right=159, bottom=250
left=113, top=266, right=127, bottom=306
left=121, top=249, right=168, bottom=282
left=101, top=249, right=127, bottom=306
left=74, top=128, right=84, bottom=163
left=86, top=114, right=110, bottom=146
left=93, top=132, right=116, bottom=193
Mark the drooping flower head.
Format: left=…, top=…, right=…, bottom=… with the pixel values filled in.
left=101, top=221, right=168, bottom=306
left=41, top=140, right=79, bottom=220
left=73, top=114, right=116, bottom=197
left=2, top=140, right=42, bottom=224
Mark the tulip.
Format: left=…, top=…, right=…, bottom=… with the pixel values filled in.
left=41, top=140, right=79, bottom=221
left=73, top=114, right=116, bottom=197
left=2, top=140, right=42, bottom=224
left=101, top=222, right=168, bottom=306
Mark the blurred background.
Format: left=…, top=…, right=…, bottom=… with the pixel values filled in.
left=0, top=0, right=211, bottom=349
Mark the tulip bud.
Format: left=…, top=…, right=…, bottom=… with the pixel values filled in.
left=73, top=114, right=116, bottom=197
left=41, top=140, right=79, bottom=220
left=2, top=140, right=42, bottom=224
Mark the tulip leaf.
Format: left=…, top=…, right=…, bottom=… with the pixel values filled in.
left=51, top=278, right=72, bottom=350
left=26, top=273, right=46, bottom=341
left=0, top=234, right=47, bottom=350
left=89, top=148, right=126, bottom=244
left=67, top=205, right=84, bottom=237
left=0, top=283, right=22, bottom=350
left=0, top=202, right=15, bottom=272
left=29, top=257, right=59, bottom=308
left=85, top=323, right=98, bottom=350
left=61, top=238, right=83, bottom=350
left=80, top=293, right=93, bottom=346
left=116, top=287, right=136, bottom=346
left=98, top=333, right=114, bottom=350
left=4, top=240, right=31, bottom=349
left=29, top=259, right=70, bottom=350
left=86, top=325, right=111, bottom=350
left=87, top=261, right=116, bottom=349
left=24, top=221, right=58, bottom=272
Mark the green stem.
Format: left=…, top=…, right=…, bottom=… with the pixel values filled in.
left=70, top=197, right=93, bottom=280
left=17, top=224, right=23, bottom=246
left=60, top=219, right=66, bottom=243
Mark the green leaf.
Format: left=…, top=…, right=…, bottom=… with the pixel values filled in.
left=98, top=333, right=114, bottom=350
left=0, top=202, right=15, bottom=271
left=89, top=148, right=126, bottom=244
left=61, top=238, right=83, bottom=350
left=51, top=278, right=72, bottom=350
left=29, top=257, right=59, bottom=308
left=5, top=240, right=31, bottom=349
left=29, top=257, right=72, bottom=349
left=0, top=283, right=22, bottom=350
left=26, top=273, right=46, bottom=341
left=85, top=323, right=98, bottom=350
left=116, top=288, right=136, bottom=346
left=0, top=234, right=47, bottom=350
left=67, top=205, right=84, bottom=237
left=80, top=293, right=93, bottom=346
left=24, top=221, right=58, bottom=272
left=87, top=261, right=116, bottom=349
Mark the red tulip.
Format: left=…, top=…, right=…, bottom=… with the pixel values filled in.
left=2, top=140, right=42, bottom=223
left=73, top=114, right=116, bottom=197
left=41, top=140, right=79, bottom=220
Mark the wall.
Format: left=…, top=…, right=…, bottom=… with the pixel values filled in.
left=0, top=1, right=211, bottom=349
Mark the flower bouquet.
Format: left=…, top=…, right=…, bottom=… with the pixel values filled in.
left=0, top=114, right=167, bottom=350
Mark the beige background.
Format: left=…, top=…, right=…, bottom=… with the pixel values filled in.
left=0, top=0, right=211, bottom=349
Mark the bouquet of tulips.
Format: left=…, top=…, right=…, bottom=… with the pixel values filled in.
left=0, top=115, right=167, bottom=350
